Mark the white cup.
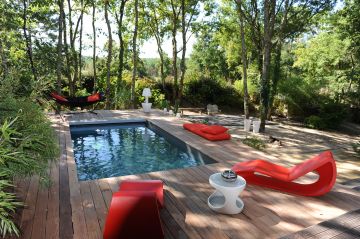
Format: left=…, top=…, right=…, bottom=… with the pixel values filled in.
left=163, top=108, right=167, bottom=113
left=169, top=110, right=174, bottom=115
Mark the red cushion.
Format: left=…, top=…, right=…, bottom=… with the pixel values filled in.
left=119, top=180, right=164, bottom=208
left=50, top=92, right=68, bottom=102
left=183, top=123, right=231, bottom=141
left=201, top=125, right=228, bottom=135
left=103, top=191, right=164, bottom=239
left=87, top=93, right=100, bottom=102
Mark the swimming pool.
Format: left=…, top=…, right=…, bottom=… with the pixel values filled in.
left=70, top=121, right=217, bottom=180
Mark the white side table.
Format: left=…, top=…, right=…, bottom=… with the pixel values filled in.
left=208, top=173, right=246, bottom=214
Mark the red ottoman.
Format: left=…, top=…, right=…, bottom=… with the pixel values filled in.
left=103, top=191, right=164, bottom=239
left=119, top=180, right=164, bottom=208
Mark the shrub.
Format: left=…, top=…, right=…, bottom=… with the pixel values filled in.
left=0, top=96, right=59, bottom=237
left=304, top=115, right=327, bottom=129
left=183, top=77, right=243, bottom=112
left=242, top=137, right=266, bottom=150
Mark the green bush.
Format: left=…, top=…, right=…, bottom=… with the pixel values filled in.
left=304, top=115, right=327, bottom=129
left=183, top=77, right=243, bottom=111
left=304, top=102, right=348, bottom=130
left=0, top=96, right=59, bottom=237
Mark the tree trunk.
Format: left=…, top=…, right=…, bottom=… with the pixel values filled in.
left=259, top=0, right=276, bottom=132
left=172, top=22, right=178, bottom=102
left=0, top=37, right=9, bottom=80
left=22, top=0, right=38, bottom=82
left=159, top=49, right=165, bottom=89
left=116, top=0, right=127, bottom=108
left=92, top=0, right=97, bottom=93
left=79, top=0, right=84, bottom=85
left=56, top=0, right=64, bottom=94
left=131, top=0, right=139, bottom=109
left=104, top=0, right=112, bottom=109
left=67, top=0, right=77, bottom=96
left=62, top=7, right=72, bottom=96
left=267, top=43, right=282, bottom=120
left=178, top=0, right=186, bottom=105
left=238, top=3, right=249, bottom=119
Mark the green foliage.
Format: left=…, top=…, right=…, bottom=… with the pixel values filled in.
left=0, top=96, right=58, bottom=237
left=304, top=102, right=348, bottom=129
left=304, top=115, right=327, bottom=129
left=352, top=141, right=360, bottom=156
left=0, top=176, right=22, bottom=238
left=183, top=77, right=243, bottom=112
left=242, top=137, right=266, bottom=150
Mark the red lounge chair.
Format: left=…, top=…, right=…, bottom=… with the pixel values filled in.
left=103, top=191, right=164, bottom=239
left=231, top=151, right=337, bottom=196
left=119, top=180, right=164, bottom=208
left=183, top=123, right=231, bottom=141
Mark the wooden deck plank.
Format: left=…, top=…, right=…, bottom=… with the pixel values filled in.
left=281, top=209, right=360, bottom=239
left=79, top=181, right=103, bottom=239
left=64, top=123, right=89, bottom=239
left=19, top=176, right=40, bottom=239
left=59, top=124, right=73, bottom=239
left=31, top=170, right=50, bottom=239
left=45, top=160, right=60, bottom=239
left=88, top=181, right=108, bottom=232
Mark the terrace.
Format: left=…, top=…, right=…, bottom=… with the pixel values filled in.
left=13, top=110, right=360, bottom=239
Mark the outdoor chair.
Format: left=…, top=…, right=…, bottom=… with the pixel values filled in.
left=207, top=104, right=221, bottom=115
left=103, top=180, right=164, bottom=239
left=231, top=151, right=337, bottom=196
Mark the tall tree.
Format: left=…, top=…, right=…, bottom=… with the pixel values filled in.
left=114, top=0, right=128, bottom=108
left=56, top=0, right=64, bottom=94
left=169, top=0, right=181, bottom=103
left=259, top=0, right=276, bottom=131
left=236, top=0, right=249, bottom=119
left=79, top=0, right=84, bottom=84
left=92, top=0, right=97, bottom=93
left=131, top=0, right=139, bottom=109
left=143, top=0, right=168, bottom=89
left=179, top=0, right=196, bottom=104
left=104, top=0, right=112, bottom=109
left=22, top=0, right=38, bottom=82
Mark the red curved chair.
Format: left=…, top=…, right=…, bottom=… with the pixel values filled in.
left=183, top=123, right=231, bottom=141
left=103, top=191, right=164, bottom=239
left=119, top=180, right=164, bottom=208
left=231, top=151, right=337, bottom=196
left=103, top=180, right=164, bottom=239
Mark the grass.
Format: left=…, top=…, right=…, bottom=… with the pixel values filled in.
left=242, top=136, right=266, bottom=151
left=352, top=141, right=360, bottom=157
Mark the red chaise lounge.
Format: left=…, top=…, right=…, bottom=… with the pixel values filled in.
left=231, top=151, right=337, bottom=196
left=103, top=180, right=164, bottom=239
left=183, top=123, right=231, bottom=141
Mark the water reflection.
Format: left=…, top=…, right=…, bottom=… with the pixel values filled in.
left=71, top=123, right=215, bottom=180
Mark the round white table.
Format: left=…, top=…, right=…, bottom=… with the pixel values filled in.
left=208, top=173, right=246, bottom=214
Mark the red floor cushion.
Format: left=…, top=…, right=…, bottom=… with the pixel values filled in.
left=103, top=191, right=164, bottom=239
left=201, top=125, right=228, bottom=135
left=119, top=180, right=164, bottom=208
left=183, top=123, right=231, bottom=141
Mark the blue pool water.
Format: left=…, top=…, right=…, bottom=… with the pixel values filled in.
left=70, top=122, right=216, bottom=180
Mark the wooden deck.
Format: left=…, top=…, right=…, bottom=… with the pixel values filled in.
left=13, top=110, right=360, bottom=239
